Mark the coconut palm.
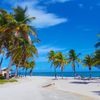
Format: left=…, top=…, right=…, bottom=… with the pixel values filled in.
left=67, top=49, right=81, bottom=77
left=0, top=9, right=17, bottom=51
left=8, top=38, right=37, bottom=77
left=13, top=6, right=37, bottom=44
left=94, top=34, right=100, bottom=69
left=29, top=61, right=35, bottom=76
left=0, top=7, right=38, bottom=79
left=94, top=50, right=100, bottom=69
left=83, top=55, right=95, bottom=78
left=48, top=51, right=68, bottom=79
left=55, top=52, right=68, bottom=79
left=24, top=61, right=30, bottom=77
left=13, top=6, right=28, bottom=23
left=95, top=34, right=100, bottom=48
left=48, top=50, right=59, bottom=79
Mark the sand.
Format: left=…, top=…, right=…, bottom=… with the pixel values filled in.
left=0, top=76, right=100, bottom=100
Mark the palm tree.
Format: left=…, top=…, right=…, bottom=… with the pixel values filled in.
left=95, top=34, right=100, bottom=48
left=56, top=52, right=68, bottom=79
left=13, top=6, right=28, bottom=23
left=48, top=50, right=58, bottom=79
left=67, top=49, right=81, bottom=77
left=10, top=38, right=37, bottom=77
left=83, top=55, right=95, bottom=78
left=24, top=61, right=30, bottom=77
left=13, top=6, right=37, bottom=43
left=0, top=50, right=5, bottom=73
left=94, top=50, right=100, bottom=69
left=29, top=61, right=35, bottom=76
left=0, top=7, right=38, bottom=79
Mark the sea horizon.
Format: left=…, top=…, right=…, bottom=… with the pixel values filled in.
left=14, top=71, right=100, bottom=77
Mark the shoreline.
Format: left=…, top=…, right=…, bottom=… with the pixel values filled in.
left=14, top=71, right=100, bottom=77
left=0, top=76, right=100, bottom=100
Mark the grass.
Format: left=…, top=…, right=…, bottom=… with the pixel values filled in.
left=0, top=79, right=17, bottom=84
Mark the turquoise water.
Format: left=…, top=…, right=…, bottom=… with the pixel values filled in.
left=16, top=71, right=100, bottom=77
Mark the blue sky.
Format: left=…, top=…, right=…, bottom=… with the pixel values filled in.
left=0, top=0, right=100, bottom=72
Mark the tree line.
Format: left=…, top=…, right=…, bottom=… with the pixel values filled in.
left=48, top=49, right=100, bottom=79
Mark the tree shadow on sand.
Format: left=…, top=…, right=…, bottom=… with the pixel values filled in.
left=70, top=79, right=100, bottom=84
left=92, top=91, right=100, bottom=96
left=70, top=81, right=90, bottom=84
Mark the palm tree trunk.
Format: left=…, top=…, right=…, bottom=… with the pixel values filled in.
left=73, top=66, right=76, bottom=77
left=89, top=66, right=92, bottom=79
left=0, top=56, right=4, bottom=74
left=30, top=69, right=33, bottom=76
left=25, top=69, right=27, bottom=77
left=15, top=66, right=18, bottom=77
left=15, top=60, right=21, bottom=77
left=54, top=67, right=57, bottom=79
left=6, top=57, right=13, bottom=79
left=61, top=69, right=64, bottom=79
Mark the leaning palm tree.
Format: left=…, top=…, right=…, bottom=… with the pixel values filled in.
left=13, top=6, right=37, bottom=43
left=24, top=61, right=30, bottom=77
left=9, top=38, right=37, bottom=77
left=83, top=55, right=95, bottom=78
left=48, top=50, right=58, bottom=79
left=67, top=49, right=81, bottom=77
left=56, top=52, right=68, bottom=79
left=29, top=61, right=35, bottom=76
left=95, top=34, right=100, bottom=48
left=94, top=50, right=100, bottom=69
left=0, top=7, right=38, bottom=79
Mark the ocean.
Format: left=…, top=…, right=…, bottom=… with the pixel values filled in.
left=16, top=71, right=100, bottom=77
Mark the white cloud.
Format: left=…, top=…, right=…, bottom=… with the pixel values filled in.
left=44, top=0, right=72, bottom=5
left=49, top=0, right=71, bottom=3
left=9, top=0, right=68, bottom=28
left=36, top=44, right=66, bottom=62
left=27, top=7, right=67, bottom=28
left=37, top=45, right=66, bottom=54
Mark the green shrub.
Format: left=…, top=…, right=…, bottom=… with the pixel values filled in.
left=0, top=79, right=17, bottom=84
left=0, top=76, right=5, bottom=80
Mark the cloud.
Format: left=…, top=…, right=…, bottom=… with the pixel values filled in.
left=36, top=44, right=95, bottom=62
left=4, top=0, right=67, bottom=28
left=44, top=0, right=72, bottom=5
left=27, top=7, right=67, bottom=28
left=37, top=45, right=66, bottom=54
left=36, top=44, right=66, bottom=62
left=47, top=0, right=71, bottom=3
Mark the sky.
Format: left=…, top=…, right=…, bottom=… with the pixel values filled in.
left=0, top=0, right=100, bottom=72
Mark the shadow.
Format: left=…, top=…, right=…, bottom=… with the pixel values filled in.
left=52, top=78, right=58, bottom=80
left=92, top=91, right=100, bottom=96
left=70, top=81, right=90, bottom=84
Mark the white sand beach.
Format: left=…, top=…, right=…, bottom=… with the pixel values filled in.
left=0, top=77, right=100, bottom=100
